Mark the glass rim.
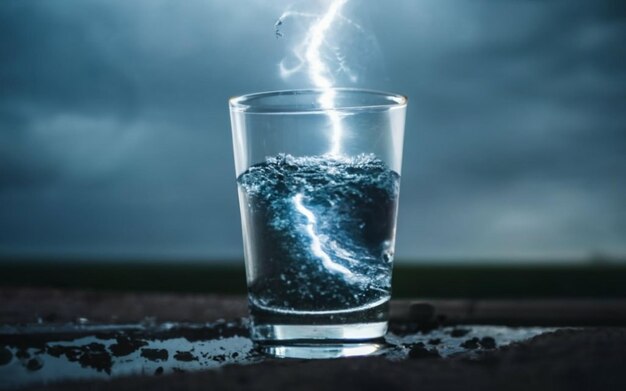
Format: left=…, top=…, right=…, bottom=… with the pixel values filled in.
left=229, top=88, right=407, bottom=114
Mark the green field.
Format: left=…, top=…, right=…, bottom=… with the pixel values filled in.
left=2, top=259, right=625, bottom=298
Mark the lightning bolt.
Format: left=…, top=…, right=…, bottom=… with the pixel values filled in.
left=278, top=1, right=365, bottom=281
left=293, top=193, right=353, bottom=278
left=277, top=0, right=350, bottom=157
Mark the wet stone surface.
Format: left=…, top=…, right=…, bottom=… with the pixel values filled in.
left=0, top=318, right=558, bottom=390
left=2, top=289, right=626, bottom=390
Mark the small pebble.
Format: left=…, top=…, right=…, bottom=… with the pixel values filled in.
left=408, top=343, right=440, bottom=359
left=26, top=357, right=43, bottom=371
left=480, top=337, right=497, bottom=349
left=109, top=336, right=147, bottom=357
left=461, top=337, right=480, bottom=349
left=0, top=347, right=13, bottom=366
left=141, top=348, right=169, bottom=362
left=174, top=351, right=196, bottom=362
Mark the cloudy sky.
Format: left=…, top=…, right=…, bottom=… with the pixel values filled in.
left=1, top=0, right=625, bottom=263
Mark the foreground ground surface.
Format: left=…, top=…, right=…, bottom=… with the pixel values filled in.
left=1, top=288, right=625, bottom=390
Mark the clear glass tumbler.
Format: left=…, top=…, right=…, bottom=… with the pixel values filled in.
left=230, top=88, right=407, bottom=353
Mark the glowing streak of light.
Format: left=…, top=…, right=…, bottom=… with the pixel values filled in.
left=293, top=193, right=353, bottom=278
left=280, top=2, right=359, bottom=281
left=278, top=0, right=350, bottom=157
left=306, top=0, right=347, bottom=156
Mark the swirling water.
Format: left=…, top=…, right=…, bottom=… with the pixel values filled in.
left=237, top=154, right=400, bottom=317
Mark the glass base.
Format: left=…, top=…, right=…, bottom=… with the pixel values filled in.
left=249, top=301, right=389, bottom=359
left=251, top=321, right=387, bottom=341
left=261, top=342, right=386, bottom=359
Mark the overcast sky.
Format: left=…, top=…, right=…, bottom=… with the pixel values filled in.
left=0, top=0, right=625, bottom=263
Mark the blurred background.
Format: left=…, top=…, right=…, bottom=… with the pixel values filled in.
left=1, top=0, right=625, bottom=296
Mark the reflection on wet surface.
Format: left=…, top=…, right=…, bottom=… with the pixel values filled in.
left=0, top=319, right=556, bottom=389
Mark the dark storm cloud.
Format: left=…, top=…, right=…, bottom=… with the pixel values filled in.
left=0, top=2, right=135, bottom=190
left=0, top=0, right=280, bottom=256
left=370, top=0, right=626, bottom=258
left=0, top=0, right=624, bottom=260
left=0, top=4, right=137, bottom=117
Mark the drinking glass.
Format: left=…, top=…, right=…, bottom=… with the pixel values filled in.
left=230, top=88, right=407, bottom=356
